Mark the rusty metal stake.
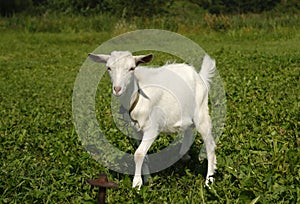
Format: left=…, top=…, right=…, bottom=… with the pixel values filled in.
left=87, top=174, right=118, bottom=204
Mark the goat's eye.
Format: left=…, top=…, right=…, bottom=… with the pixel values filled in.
left=107, top=67, right=111, bottom=71
left=129, top=67, right=135, bottom=71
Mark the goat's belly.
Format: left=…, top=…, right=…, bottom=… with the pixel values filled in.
left=161, top=117, right=193, bottom=133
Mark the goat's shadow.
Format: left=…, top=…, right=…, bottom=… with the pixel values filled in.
left=151, top=144, right=208, bottom=178
left=110, top=143, right=208, bottom=181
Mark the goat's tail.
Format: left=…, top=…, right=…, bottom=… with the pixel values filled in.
left=199, top=54, right=216, bottom=90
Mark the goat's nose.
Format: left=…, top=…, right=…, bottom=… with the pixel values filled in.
left=114, top=86, right=122, bottom=94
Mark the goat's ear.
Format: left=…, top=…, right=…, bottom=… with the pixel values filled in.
left=134, top=54, right=153, bottom=66
left=88, top=53, right=110, bottom=63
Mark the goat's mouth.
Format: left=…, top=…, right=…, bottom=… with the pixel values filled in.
left=112, top=90, right=124, bottom=97
left=113, top=93, right=122, bottom=97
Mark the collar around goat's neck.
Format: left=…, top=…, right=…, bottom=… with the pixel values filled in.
left=128, top=89, right=140, bottom=118
left=128, top=76, right=140, bottom=120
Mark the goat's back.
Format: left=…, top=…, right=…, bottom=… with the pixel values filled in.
left=135, top=63, right=201, bottom=92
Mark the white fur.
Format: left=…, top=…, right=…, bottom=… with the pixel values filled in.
left=89, top=51, right=217, bottom=189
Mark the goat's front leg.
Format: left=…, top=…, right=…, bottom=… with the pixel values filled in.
left=133, top=129, right=158, bottom=190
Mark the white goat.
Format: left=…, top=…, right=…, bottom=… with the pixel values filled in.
left=88, top=51, right=217, bottom=189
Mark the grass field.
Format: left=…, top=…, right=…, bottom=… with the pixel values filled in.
left=0, top=15, right=299, bottom=203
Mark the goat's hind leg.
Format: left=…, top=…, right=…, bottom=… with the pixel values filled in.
left=195, top=113, right=217, bottom=186
left=179, top=127, right=195, bottom=161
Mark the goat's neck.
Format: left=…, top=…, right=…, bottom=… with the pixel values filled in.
left=119, top=74, right=139, bottom=111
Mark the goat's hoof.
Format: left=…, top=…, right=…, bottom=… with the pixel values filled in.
left=205, top=176, right=214, bottom=188
left=132, top=176, right=143, bottom=190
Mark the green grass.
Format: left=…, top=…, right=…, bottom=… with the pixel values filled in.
left=0, top=17, right=299, bottom=203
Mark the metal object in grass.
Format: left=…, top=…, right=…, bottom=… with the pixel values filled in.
left=87, top=174, right=118, bottom=204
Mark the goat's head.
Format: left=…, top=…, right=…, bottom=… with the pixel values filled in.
left=89, top=51, right=153, bottom=96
